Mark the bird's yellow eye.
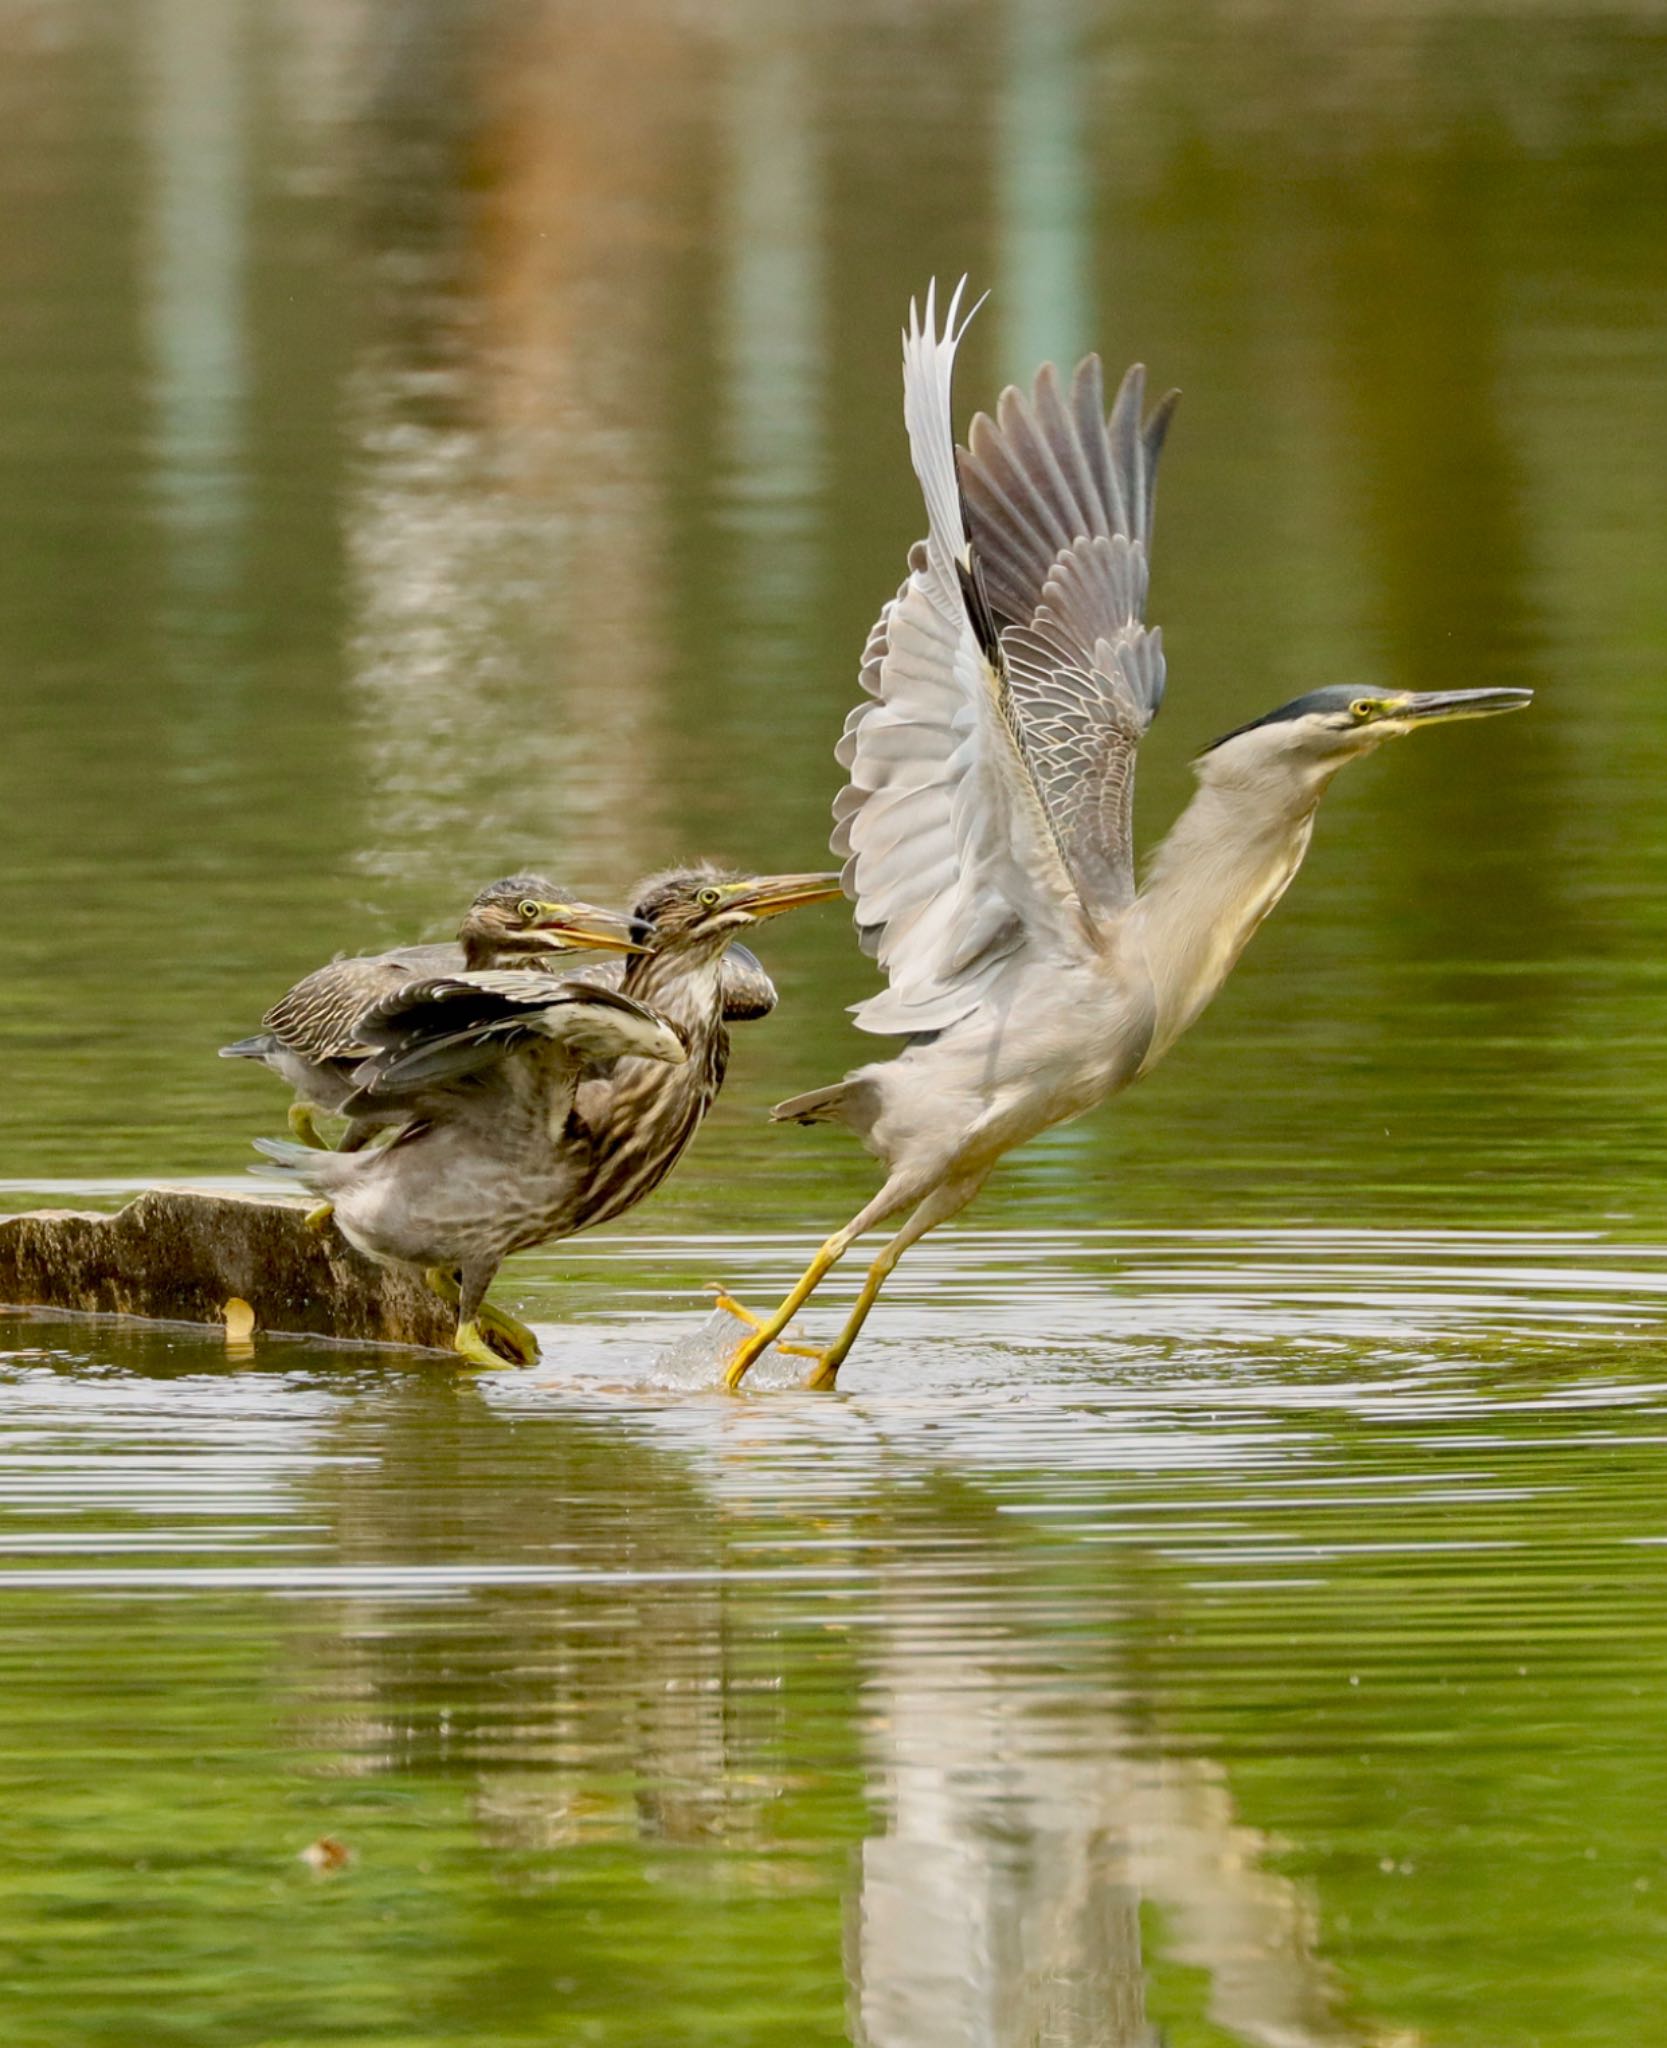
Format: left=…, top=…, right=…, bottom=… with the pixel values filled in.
left=697, top=887, right=723, bottom=910
left=517, top=900, right=543, bottom=923
left=1350, top=698, right=1375, bottom=720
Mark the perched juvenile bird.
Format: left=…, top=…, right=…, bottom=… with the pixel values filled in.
left=259, top=969, right=687, bottom=1367
left=719, top=281, right=1531, bottom=1390
left=266, top=865, right=841, bottom=1368
left=221, top=876, right=777, bottom=1150
left=220, top=878, right=637, bottom=1150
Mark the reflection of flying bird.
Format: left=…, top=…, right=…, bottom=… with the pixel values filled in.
left=221, top=876, right=780, bottom=1151
left=721, top=281, right=1531, bottom=1389
left=266, top=867, right=840, bottom=1367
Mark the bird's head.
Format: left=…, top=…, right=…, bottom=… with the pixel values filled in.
left=456, top=875, right=645, bottom=970
left=630, top=864, right=845, bottom=957
left=1200, top=686, right=1532, bottom=786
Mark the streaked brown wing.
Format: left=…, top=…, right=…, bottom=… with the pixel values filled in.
left=260, top=942, right=461, bottom=1060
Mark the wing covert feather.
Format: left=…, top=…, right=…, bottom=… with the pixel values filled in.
left=346, top=973, right=684, bottom=1105
left=261, top=942, right=460, bottom=1060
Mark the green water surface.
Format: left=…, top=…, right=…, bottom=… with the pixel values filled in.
left=3, top=2, right=1667, bottom=2042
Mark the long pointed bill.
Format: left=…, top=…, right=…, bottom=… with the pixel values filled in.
left=526, top=903, right=649, bottom=954
left=728, top=872, right=846, bottom=921
left=1389, top=688, right=1534, bottom=727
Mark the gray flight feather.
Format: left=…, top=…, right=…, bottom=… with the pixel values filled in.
left=959, top=355, right=1178, bottom=913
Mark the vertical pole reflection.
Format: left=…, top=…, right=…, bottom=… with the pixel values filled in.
left=850, top=1597, right=1356, bottom=2048
left=142, top=0, right=249, bottom=606
left=996, top=0, right=1090, bottom=379
left=716, top=11, right=825, bottom=725
left=343, top=1, right=702, bottom=895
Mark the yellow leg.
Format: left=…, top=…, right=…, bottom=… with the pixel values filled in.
left=304, top=1202, right=335, bottom=1234
left=800, top=1242, right=903, bottom=1391
left=795, top=1178, right=983, bottom=1390
left=288, top=1102, right=328, bottom=1150
left=723, top=1235, right=851, bottom=1389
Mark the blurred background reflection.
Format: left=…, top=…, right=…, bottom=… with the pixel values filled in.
left=1, top=1, right=1666, bottom=2043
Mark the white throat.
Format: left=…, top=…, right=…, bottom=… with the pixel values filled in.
left=1130, top=748, right=1337, bottom=1068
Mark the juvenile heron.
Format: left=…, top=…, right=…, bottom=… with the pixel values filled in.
left=221, top=877, right=777, bottom=1150
left=567, top=866, right=844, bottom=1233
left=720, top=282, right=1531, bottom=1390
left=268, top=867, right=840, bottom=1367
left=220, top=878, right=635, bottom=1150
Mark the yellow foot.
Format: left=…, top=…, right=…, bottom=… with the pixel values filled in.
left=709, top=1287, right=768, bottom=1333
left=708, top=1287, right=822, bottom=1376
left=479, top=1302, right=539, bottom=1366
left=453, top=1318, right=503, bottom=1369
left=801, top=1353, right=842, bottom=1392
left=303, top=1202, right=335, bottom=1235
left=288, top=1102, right=329, bottom=1150
left=426, top=1270, right=539, bottom=1365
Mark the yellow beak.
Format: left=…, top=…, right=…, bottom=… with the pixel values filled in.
left=726, top=872, right=846, bottom=920
left=526, top=902, right=649, bottom=954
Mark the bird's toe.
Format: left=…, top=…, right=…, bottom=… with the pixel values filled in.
left=708, top=1285, right=766, bottom=1331
left=479, top=1303, right=540, bottom=1365
left=452, top=1319, right=504, bottom=1369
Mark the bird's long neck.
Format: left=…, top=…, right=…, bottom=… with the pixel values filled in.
left=1131, top=764, right=1330, bottom=1069
left=574, top=942, right=732, bottom=1230
left=620, top=941, right=729, bottom=1050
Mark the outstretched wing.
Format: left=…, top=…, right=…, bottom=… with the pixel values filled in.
left=260, top=942, right=460, bottom=1060
left=833, top=282, right=1087, bottom=1038
left=344, top=972, right=686, bottom=1109
left=958, top=354, right=1178, bottom=914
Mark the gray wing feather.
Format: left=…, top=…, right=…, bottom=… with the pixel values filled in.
left=712, top=943, right=778, bottom=1023
left=260, top=941, right=462, bottom=1060
left=832, top=282, right=1084, bottom=1038
left=959, top=356, right=1179, bottom=914
left=346, top=973, right=683, bottom=1106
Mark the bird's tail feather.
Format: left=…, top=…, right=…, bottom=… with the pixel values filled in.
left=771, top=1080, right=857, bottom=1127
left=251, top=1135, right=313, bottom=1170
left=220, top=1034, right=275, bottom=1061
left=249, top=1134, right=346, bottom=1195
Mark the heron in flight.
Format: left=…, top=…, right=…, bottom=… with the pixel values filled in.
left=720, top=281, right=1530, bottom=1390
left=264, top=868, right=840, bottom=1366
left=221, top=878, right=781, bottom=1151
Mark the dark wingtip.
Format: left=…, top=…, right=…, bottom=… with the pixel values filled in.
left=954, top=544, right=1002, bottom=665
left=1146, top=386, right=1181, bottom=455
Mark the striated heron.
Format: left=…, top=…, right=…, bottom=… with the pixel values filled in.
left=719, top=281, right=1531, bottom=1390
left=266, top=867, right=840, bottom=1367
left=221, top=876, right=777, bottom=1151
